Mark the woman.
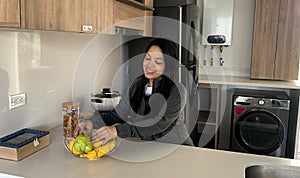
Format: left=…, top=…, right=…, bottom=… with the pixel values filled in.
left=74, top=38, right=194, bottom=146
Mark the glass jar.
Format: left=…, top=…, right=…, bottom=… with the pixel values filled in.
left=62, top=102, right=80, bottom=138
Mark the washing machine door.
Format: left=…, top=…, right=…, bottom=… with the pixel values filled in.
left=235, top=109, right=284, bottom=155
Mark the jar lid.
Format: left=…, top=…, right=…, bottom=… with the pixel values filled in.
left=62, top=102, right=80, bottom=110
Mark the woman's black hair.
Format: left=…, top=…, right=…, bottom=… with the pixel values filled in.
left=144, top=38, right=179, bottom=62
left=144, top=38, right=179, bottom=80
left=130, top=38, right=180, bottom=113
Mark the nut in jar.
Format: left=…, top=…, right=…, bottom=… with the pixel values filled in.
left=62, top=102, right=80, bottom=138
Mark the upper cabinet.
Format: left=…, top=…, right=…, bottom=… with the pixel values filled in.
left=21, top=0, right=153, bottom=35
left=81, top=0, right=114, bottom=34
left=250, top=0, right=300, bottom=80
left=113, top=0, right=153, bottom=36
left=0, top=0, right=21, bottom=28
left=23, top=0, right=82, bottom=32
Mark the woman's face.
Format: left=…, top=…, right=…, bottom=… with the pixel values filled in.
left=143, top=45, right=165, bottom=81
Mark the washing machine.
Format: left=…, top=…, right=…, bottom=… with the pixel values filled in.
left=230, top=89, right=290, bottom=157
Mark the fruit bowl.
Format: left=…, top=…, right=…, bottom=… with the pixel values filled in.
left=63, top=136, right=118, bottom=160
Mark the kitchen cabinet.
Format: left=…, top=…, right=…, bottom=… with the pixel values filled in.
left=22, top=0, right=153, bottom=35
left=113, top=0, right=153, bottom=36
left=193, top=83, right=220, bottom=148
left=250, top=0, right=300, bottom=80
left=23, top=0, right=82, bottom=32
left=0, top=0, right=21, bottom=28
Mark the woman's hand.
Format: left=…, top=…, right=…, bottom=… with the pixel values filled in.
left=91, top=126, right=117, bottom=145
left=73, top=120, right=93, bottom=138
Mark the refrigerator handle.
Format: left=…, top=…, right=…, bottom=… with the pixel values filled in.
left=188, top=21, right=197, bottom=83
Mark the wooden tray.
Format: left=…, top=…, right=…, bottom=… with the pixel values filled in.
left=0, top=128, right=49, bottom=161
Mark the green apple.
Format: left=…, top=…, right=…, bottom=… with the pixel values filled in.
left=84, top=143, right=93, bottom=153
left=73, top=142, right=82, bottom=153
left=74, top=134, right=92, bottom=153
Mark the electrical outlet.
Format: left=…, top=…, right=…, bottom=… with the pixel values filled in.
left=9, top=92, right=26, bottom=110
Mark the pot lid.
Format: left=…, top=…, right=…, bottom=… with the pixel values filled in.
left=91, top=88, right=120, bottom=98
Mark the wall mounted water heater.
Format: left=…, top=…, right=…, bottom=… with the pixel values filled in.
left=202, top=0, right=235, bottom=45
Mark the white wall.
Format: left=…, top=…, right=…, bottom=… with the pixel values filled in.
left=0, top=30, right=123, bottom=137
left=72, top=34, right=123, bottom=112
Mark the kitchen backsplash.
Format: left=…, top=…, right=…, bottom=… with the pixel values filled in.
left=0, top=30, right=123, bottom=137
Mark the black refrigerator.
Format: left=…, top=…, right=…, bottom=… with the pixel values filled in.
left=122, top=0, right=202, bottom=146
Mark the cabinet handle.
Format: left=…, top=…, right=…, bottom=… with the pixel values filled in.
left=82, top=25, right=93, bottom=32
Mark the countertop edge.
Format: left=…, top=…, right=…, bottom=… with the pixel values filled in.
left=197, top=75, right=300, bottom=89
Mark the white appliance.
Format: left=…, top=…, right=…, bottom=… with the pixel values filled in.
left=202, top=0, right=235, bottom=45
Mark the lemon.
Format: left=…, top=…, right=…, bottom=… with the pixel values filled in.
left=93, top=140, right=103, bottom=148
left=79, top=154, right=86, bottom=158
left=94, top=148, right=106, bottom=158
left=96, top=139, right=117, bottom=155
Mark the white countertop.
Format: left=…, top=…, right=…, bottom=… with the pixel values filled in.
left=198, top=75, right=300, bottom=89
left=1, top=125, right=300, bottom=178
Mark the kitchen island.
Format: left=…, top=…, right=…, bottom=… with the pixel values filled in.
left=0, top=125, right=300, bottom=178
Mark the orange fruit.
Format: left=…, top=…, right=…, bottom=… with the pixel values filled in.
left=85, top=150, right=98, bottom=159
